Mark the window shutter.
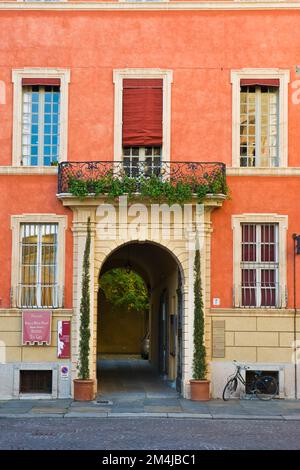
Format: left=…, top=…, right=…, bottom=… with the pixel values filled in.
left=122, top=78, right=163, bottom=146
left=240, top=78, right=280, bottom=87
left=22, top=78, right=61, bottom=86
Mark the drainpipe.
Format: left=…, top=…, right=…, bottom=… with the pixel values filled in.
left=292, top=234, right=300, bottom=399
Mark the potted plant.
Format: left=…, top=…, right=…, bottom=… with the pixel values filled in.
left=190, top=245, right=210, bottom=400
left=73, top=217, right=95, bottom=401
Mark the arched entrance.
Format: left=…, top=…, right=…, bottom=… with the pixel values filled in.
left=96, top=241, right=184, bottom=397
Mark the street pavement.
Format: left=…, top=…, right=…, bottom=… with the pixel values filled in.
left=1, top=396, right=300, bottom=420
left=0, top=417, right=299, bottom=449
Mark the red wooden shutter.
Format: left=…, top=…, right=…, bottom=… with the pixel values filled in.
left=240, top=78, right=280, bottom=87
left=122, top=79, right=163, bottom=146
left=22, top=78, right=61, bottom=86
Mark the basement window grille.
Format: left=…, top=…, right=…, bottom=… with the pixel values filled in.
left=19, top=370, right=53, bottom=394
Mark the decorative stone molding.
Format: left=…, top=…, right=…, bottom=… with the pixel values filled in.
left=1, top=2, right=300, bottom=11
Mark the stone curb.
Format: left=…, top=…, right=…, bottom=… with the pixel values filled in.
left=107, top=412, right=168, bottom=418
left=211, top=414, right=283, bottom=420
left=282, top=415, right=300, bottom=420
left=167, top=413, right=212, bottom=419
left=1, top=411, right=300, bottom=420
left=65, top=412, right=108, bottom=418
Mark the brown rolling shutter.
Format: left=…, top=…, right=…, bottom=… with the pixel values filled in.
left=22, top=78, right=61, bottom=86
left=122, top=78, right=163, bottom=146
left=240, top=78, right=280, bottom=87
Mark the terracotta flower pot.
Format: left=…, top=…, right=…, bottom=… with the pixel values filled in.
left=190, top=379, right=210, bottom=401
left=73, top=379, right=95, bottom=401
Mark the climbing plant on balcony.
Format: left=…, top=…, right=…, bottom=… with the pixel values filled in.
left=67, top=170, right=228, bottom=205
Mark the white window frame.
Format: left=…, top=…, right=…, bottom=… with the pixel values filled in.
left=240, top=223, right=279, bottom=307
left=232, top=214, right=288, bottom=308
left=12, top=68, right=70, bottom=167
left=231, top=68, right=290, bottom=170
left=20, top=223, right=58, bottom=308
left=10, top=214, right=67, bottom=309
left=113, top=68, right=173, bottom=163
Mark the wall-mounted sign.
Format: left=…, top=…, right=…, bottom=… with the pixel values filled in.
left=213, top=298, right=221, bottom=306
left=60, top=365, right=69, bottom=380
left=22, top=310, right=52, bottom=345
left=57, top=320, right=71, bottom=359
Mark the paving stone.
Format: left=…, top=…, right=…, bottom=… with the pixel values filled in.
left=144, top=399, right=180, bottom=407
left=144, top=406, right=182, bottom=413
left=211, top=414, right=283, bottom=420
left=111, top=407, right=145, bottom=413
left=31, top=408, right=66, bottom=414
left=0, top=409, right=29, bottom=414
left=66, top=407, right=109, bottom=413
left=167, top=413, right=212, bottom=419
left=26, top=413, right=64, bottom=418
left=0, top=401, right=34, bottom=409
left=65, top=412, right=108, bottom=418
left=108, top=412, right=168, bottom=418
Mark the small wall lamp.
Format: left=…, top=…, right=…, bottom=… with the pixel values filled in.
left=293, top=233, right=300, bottom=255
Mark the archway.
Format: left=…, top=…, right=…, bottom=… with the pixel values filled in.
left=96, top=241, right=184, bottom=397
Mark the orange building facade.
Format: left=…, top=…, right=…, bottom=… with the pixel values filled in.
left=0, top=1, right=300, bottom=400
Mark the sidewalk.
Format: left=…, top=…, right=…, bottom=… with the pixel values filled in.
left=1, top=396, right=300, bottom=420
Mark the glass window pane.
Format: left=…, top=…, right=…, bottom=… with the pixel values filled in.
left=22, top=85, right=61, bottom=166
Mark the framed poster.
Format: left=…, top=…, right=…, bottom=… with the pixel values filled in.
left=22, top=310, right=52, bottom=346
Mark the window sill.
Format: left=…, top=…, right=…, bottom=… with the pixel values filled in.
left=0, top=166, right=58, bottom=175
left=208, top=308, right=293, bottom=316
left=227, top=167, right=300, bottom=176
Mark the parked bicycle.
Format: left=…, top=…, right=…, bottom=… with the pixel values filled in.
left=223, top=361, right=278, bottom=401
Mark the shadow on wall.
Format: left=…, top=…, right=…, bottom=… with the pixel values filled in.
left=97, top=290, right=146, bottom=355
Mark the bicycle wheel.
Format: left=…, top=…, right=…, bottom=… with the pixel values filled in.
left=222, top=378, right=238, bottom=401
left=255, top=376, right=278, bottom=401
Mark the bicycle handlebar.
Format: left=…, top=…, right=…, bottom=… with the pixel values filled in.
left=233, top=360, right=250, bottom=370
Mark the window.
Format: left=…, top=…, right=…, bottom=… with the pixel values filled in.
left=240, top=83, right=279, bottom=168
left=20, top=370, right=52, bottom=394
left=231, top=69, right=289, bottom=169
left=22, top=83, right=60, bottom=166
left=19, top=224, right=58, bottom=308
left=113, top=69, right=173, bottom=165
left=122, top=78, right=163, bottom=176
left=232, top=214, right=288, bottom=309
left=11, top=214, right=67, bottom=309
left=123, top=146, right=162, bottom=177
left=12, top=69, right=70, bottom=167
left=241, top=223, right=279, bottom=307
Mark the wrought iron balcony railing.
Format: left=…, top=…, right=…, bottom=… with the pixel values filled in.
left=57, top=160, right=226, bottom=196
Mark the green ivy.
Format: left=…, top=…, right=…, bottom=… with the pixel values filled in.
left=67, top=171, right=228, bottom=205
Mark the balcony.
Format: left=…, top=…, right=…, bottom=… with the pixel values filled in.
left=57, top=161, right=227, bottom=202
